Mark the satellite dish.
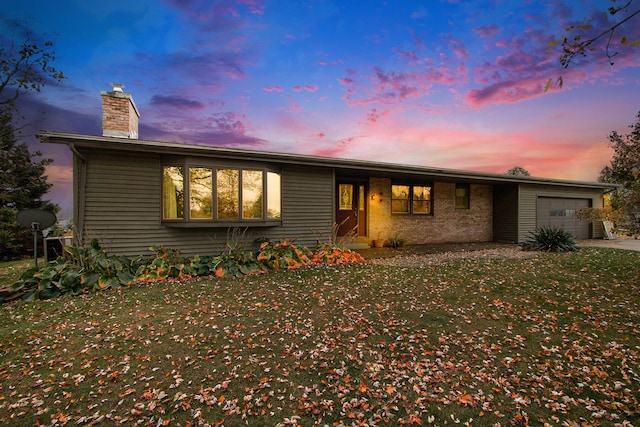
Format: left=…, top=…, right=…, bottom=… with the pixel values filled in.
left=16, top=209, right=57, bottom=267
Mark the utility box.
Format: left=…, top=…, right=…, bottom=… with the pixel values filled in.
left=44, top=237, right=73, bottom=262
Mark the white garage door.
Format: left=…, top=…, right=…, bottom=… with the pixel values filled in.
left=536, top=197, right=591, bottom=239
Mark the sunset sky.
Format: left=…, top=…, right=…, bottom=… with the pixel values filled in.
left=3, top=0, right=640, bottom=218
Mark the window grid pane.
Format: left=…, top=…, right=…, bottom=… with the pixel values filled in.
left=189, top=167, right=213, bottom=219
left=267, top=172, right=281, bottom=219
left=412, top=185, right=432, bottom=214
left=391, top=185, right=410, bottom=214
left=242, top=170, right=263, bottom=219
left=217, top=169, right=239, bottom=219
left=163, top=166, right=184, bottom=219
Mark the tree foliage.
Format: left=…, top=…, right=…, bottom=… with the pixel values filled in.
left=0, top=17, right=65, bottom=120
left=506, top=166, right=531, bottom=176
left=599, top=110, right=640, bottom=233
left=0, top=19, right=63, bottom=259
left=546, top=0, right=640, bottom=90
left=0, top=114, right=58, bottom=259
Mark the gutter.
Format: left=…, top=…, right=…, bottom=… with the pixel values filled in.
left=68, top=142, right=87, bottom=246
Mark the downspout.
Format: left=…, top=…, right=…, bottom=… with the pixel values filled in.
left=68, top=143, right=87, bottom=247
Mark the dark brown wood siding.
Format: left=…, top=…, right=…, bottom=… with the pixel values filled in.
left=493, top=184, right=518, bottom=242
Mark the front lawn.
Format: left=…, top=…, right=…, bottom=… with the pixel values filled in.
left=1, top=247, right=638, bottom=426
left=0, top=258, right=34, bottom=288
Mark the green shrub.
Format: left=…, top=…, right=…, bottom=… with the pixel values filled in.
left=12, top=239, right=142, bottom=300
left=385, top=232, right=405, bottom=248
left=256, top=239, right=311, bottom=270
left=527, top=226, right=578, bottom=253
left=136, top=245, right=197, bottom=282
left=12, top=237, right=368, bottom=301
left=212, top=241, right=263, bottom=278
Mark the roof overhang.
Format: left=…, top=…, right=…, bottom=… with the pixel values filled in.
left=38, top=131, right=618, bottom=191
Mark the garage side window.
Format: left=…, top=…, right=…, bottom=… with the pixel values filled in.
left=455, top=184, right=470, bottom=209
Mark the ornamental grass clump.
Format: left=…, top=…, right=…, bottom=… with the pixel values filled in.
left=527, top=226, right=578, bottom=252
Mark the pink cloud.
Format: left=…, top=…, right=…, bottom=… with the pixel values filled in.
left=395, top=49, right=419, bottom=62
left=311, top=146, right=345, bottom=157
left=150, top=95, right=205, bottom=109
left=448, top=38, right=468, bottom=60
left=337, top=77, right=356, bottom=86
left=304, top=84, right=318, bottom=92
left=365, top=108, right=391, bottom=125
left=236, top=0, right=265, bottom=15
left=342, top=65, right=461, bottom=108
left=264, top=86, right=284, bottom=92
left=335, top=121, right=610, bottom=182
left=292, top=85, right=302, bottom=92
left=473, top=25, right=499, bottom=38
left=410, top=7, right=427, bottom=19
left=465, top=77, right=548, bottom=107
left=310, top=136, right=361, bottom=158
left=279, top=95, right=301, bottom=113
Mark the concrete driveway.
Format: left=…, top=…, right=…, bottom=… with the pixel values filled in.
left=579, top=237, right=640, bottom=251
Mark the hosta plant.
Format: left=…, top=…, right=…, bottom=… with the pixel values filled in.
left=213, top=241, right=263, bottom=278
left=13, top=239, right=141, bottom=300
left=257, top=239, right=311, bottom=270
left=136, top=245, right=196, bottom=282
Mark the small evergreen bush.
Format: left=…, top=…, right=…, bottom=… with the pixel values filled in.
left=527, top=226, right=578, bottom=253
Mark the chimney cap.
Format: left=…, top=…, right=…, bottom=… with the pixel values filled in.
left=109, top=82, right=125, bottom=92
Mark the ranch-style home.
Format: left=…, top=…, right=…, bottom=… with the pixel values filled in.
left=39, top=87, right=614, bottom=257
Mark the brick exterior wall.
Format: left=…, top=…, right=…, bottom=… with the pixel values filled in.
left=101, top=91, right=140, bottom=138
left=368, top=177, right=493, bottom=245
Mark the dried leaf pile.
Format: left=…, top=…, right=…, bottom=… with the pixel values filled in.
left=1, top=247, right=639, bottom=426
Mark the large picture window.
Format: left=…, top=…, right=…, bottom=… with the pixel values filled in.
left=391, top=183, right=432, bottom=215
left=162, top=163, right=281, bottom=225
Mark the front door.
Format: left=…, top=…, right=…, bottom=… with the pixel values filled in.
left=336, top=182, right=367, bottom=237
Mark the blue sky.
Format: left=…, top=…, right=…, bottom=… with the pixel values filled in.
left=3, top=0, right=640, bottom=217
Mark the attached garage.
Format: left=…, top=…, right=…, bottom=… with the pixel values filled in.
left=536, top=197, right=591, bottom=239
left=494, top=183, right=611, bottom=243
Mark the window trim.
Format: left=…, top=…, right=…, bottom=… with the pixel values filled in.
left=162, top=159, right=282, bottom=227
left=391, top=182, right=433, bottom=216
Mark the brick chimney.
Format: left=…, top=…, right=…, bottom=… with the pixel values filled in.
left=100, top=83, right=140, bottom=138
